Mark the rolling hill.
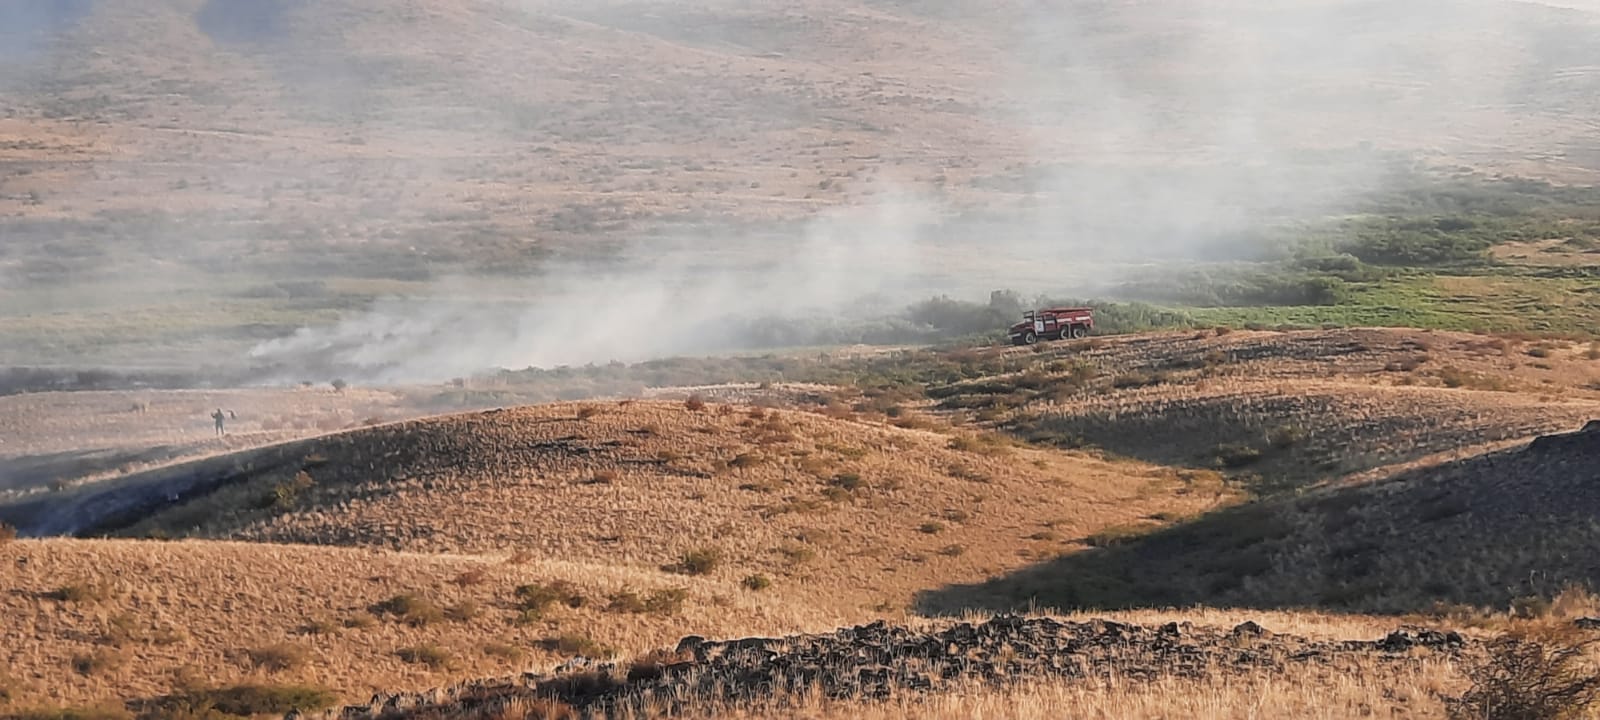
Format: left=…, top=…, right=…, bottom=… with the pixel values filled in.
left=3, top=327, right=1600, bottom=715
left=921, top=420, right=1600, bottom=615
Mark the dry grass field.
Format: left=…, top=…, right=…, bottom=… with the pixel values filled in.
left=3, top=328, right=1600, bottom=716
left=92, top=400, right=1233, bottom=616
left=0, top=539, right=836, bottom=710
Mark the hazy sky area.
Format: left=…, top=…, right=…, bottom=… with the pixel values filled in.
left=4, top=0, right=1600, bottom=381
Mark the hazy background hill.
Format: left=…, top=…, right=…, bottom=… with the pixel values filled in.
left=6, top=0, right=1600, bottom=377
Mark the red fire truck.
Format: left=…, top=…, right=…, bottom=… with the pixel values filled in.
left=1008, top=307, right=1095, bottom=345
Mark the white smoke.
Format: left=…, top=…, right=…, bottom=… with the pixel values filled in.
left=248, top=192, right=939, bottom=381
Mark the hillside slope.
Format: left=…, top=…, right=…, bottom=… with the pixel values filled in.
left=0, top=539, right=834, bottom=709
left=923, top=421, right=1600, bottom=615
left=6, top=400, right=1230, bottom=619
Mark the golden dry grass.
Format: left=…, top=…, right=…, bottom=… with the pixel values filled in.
left=99, top=400, right=1231, bottom=620
left=0, top=539, right=837, bottom=709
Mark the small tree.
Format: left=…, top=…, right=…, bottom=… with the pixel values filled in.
left=330, top=378, right=348, bottom=393
left=1451, top=629, right=1600, bottom=720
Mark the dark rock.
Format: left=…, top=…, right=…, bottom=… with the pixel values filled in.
left=1230, top=621, right=1269, bottom=638
left=294, top=616, right=1473, bottom=720
left=1576, top=617, right=1600, bottom=630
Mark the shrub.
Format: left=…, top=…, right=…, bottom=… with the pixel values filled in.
left=938, top=544, right=966, bottom=557
left=542, top=633, right=609, bottom=658
left=588, top=469, right=620, bottom=485
left=244, top=644, right=307, bottom=672
left=174, top=685, right=337, bottom=716
left=918, top=522, right=945, bottom=534
left=370, top=593, right=445, bottom=627
left=270, top=471, right=316, bottom=509
left=341, top=612, right=378, bottom=630
left=606, top=588, right=688, bottom=615
left=396, top=645, right=453, bottom=669
left=626, top=649, right=694, bottom=682
left=514, top=581, right=587, bottom=618
left=741, top=574, right=772, bottom=591
left=1211, top=443, right=1264, bottom=469
left=831, top=472, right=866, bottom=491
left=71, top=648, right=126, bottom=676
left=1450, top=629, right=1600, bottom=720
left=576, top=405, right=601, bottom=420
left=1266, top=425, right=1306, bottom=449
left=48, top=583, right=109, bottom=603
left=0, top=522, right=15, bottom=544
left=330, top=378, right=348, bottom=392
left=483, top=642, right=524, bottom=661
left=684, top=395, right=707, bottom=412
left=676, top=548, right=721, bottom=576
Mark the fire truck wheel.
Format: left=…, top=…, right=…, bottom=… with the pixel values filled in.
left=1071, top=326, right=1088, bottom=339
left=1023, top=331, right=1038, bottom=345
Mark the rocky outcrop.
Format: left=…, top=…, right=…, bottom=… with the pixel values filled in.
left=302, top=616, right=1465, bottom=719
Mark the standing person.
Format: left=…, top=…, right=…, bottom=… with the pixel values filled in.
left=212, top=408, right=226, bottom=436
